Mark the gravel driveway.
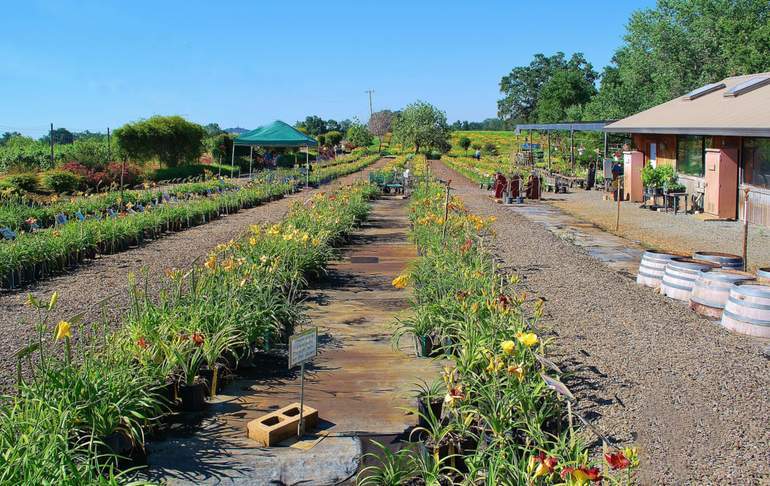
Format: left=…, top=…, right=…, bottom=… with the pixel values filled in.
left=0, top=161, right=386, bottom=392
left=432, top=161, right=770, bottom=485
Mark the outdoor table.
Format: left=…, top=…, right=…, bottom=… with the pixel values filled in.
left=664, top=192, right=688, bottom=214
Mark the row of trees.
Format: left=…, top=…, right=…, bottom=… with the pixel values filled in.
left=497, top=0, right=770, bottom=124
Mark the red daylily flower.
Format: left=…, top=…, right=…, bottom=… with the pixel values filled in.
left=460, top=239, right=473, bottom=254
left=137, top=337, right=149, bottom=349
left=561, top=466, right=603, bottom=483
left=605, top=451, right=631, bottom=470
left=191, top=332, right=205, bottom=347
left=497, top=294, right=510, bottom=309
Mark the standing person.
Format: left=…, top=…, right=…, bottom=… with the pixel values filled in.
left=402, top=167, right=410, bottom=195
left=474, top=149, right=481, bottom=160
left=586, top=159, right=596, bottom=190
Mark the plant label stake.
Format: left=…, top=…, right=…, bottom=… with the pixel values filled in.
left=288, top=327, right=318, bottom=437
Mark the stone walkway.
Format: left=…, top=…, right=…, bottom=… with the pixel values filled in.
left=147, top=196, right=437, bottom=485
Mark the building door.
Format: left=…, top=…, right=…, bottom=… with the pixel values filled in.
left=704, top=148, right=738, bottom=219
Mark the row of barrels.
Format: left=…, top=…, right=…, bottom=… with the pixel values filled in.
left=637, top=251, right=770, bottom=338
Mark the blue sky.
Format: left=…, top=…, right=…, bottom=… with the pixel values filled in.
left=0, top=0, right=655, bottom=136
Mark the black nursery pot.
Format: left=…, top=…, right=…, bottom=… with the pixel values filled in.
left=179, top=382, right=207, bottom=412
left=417, top=396, right=444, bottom=429
left=199, top=364, right=225, bottom=395
left=414, top=335, right=434, bottom=357
left=100, top=429, right=147, bottom=468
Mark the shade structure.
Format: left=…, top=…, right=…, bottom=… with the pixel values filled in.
left=234, top=120, right=318, bottom=147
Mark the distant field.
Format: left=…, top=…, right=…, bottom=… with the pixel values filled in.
left=450, top=130, right=525, bottom=157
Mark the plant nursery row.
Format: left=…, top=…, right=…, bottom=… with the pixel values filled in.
left=0, top=181, right=378, bottom=484
left=359, top=179, right=639, bottom=485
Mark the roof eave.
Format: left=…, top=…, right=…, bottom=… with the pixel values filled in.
left=602, top=126, right=770, bottom=138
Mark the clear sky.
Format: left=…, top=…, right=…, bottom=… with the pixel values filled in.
left=0, top=0, right=655, bottom=136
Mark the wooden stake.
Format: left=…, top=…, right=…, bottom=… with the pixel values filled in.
left=742, top=188, right=750, bottom=271
left=615, top=180, right=621, bottom=232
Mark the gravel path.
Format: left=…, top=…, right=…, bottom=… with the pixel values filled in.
left=431, top=161, right=770, bottom=485
left=0, top=160, right=386, bottom=391
left=548, top=189, right=770, bottom=270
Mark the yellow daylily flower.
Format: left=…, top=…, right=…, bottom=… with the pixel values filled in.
left=507, top=363, right=525, bottom=382
left=204, top=255, right=217, bottom=270
left=249, top=237, right=258, bottom=246
left=485, top=357, right=504, bottom=373
left=516, top=331, right=539, bottom=347
left=55, top=320, right=72, bottom=340
left=501, top=340, right=515, bottom=355
left=391, top=274, right=410, bottom=289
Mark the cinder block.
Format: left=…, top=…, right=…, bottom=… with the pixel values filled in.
left=247, top=402, right=318, bottom=446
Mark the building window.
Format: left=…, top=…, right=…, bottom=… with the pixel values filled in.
left=742, top=137, right=770, bottom=190
left=676, top=135, right=705, bottom=176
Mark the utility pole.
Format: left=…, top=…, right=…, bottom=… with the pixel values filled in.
left=107, top=127, right=111, bottom=162
left=364, top=89, right=374, bottom=119
left=49, top=123, right=54, bottom=166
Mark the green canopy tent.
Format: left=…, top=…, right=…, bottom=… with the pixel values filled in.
left=232, top=120, right=318, bottom=185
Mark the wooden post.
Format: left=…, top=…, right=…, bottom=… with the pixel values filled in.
left=742, top=188, right=750, bottom=271
left=570, top=128, right=575, bottom=172
left=616, top=180, right=621, bottom=231
left=547, top=130, right=551, bottom=170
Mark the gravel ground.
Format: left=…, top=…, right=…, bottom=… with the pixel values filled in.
left=0, top=161, right=386, bottom=392
left=548, top=189, right=770, bottom=270
left=432, top=161, right=770, bottom=485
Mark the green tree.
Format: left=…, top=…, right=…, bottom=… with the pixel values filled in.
left=204, top=123, right=223, bottom=137
left=114, top=115, right=205, bottom=167
left=295, top=116, right=327, bottom=136
left=207, top=133, right=234, bottom=161
left=498, top=52, right=596, bottom=123
left=391, top=101, right=451, bottom=154
left=324, top=130, right=343, bottom=146
left=535, top=69, right=597, bottom=122
left=346, top=122, right=373, bottom=148
left=586, top=0, right=770, bottom=119
left=459, top=136, right=472, bottom=154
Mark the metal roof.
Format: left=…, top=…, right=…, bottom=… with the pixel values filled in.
left=604, top=72, right=770, bottom=137
left=514, top=121, right=612, bottom=133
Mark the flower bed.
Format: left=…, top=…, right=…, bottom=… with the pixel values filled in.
left=360, top=183, right=639, bottom=484
left=0, top=182, right=378, bottom=483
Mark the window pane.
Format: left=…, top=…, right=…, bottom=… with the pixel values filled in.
left=677, top=136, right=704, bottom=176
left=742, top=138, right=770, bottom=189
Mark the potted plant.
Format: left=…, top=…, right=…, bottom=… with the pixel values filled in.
left=393, top=313, right=437, bottom=358
left=414, top=379, right=445, bottom=430
left=200, top=324, right=245, bottom=399
left=172, top=335, right=207, bottom=412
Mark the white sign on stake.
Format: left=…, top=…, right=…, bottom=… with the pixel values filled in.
left=288, top=327, right=318, bottom=437
left=289, top=327, right=318, bottom=368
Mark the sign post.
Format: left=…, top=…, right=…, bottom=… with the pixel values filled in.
left=288, top=327, right=318, bottom=436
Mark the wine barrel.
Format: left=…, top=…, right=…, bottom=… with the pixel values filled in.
left=757, top=267, right=770, bottom=284
left=636, top=250, right=681, bottom=288
left=689, top=269, right=756, bottom=318
left=692, top=251, right=743, bottom=269
left=661, top=258, right=720, bottom=301
left=721, top=283, right=770, bottom=338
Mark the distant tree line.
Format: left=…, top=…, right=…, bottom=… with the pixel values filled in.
left=497, top=0, right=770, bottom=124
